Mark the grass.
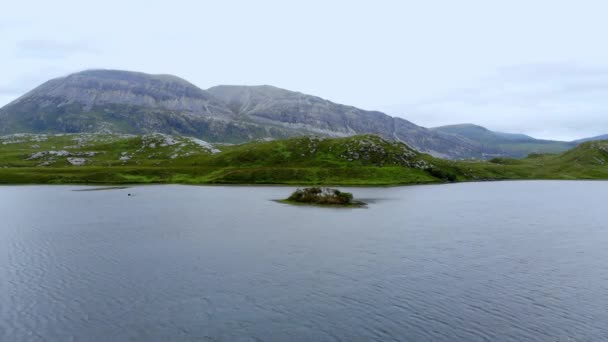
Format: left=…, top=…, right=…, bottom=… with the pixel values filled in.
left=0, top=133, right=607, bottom=185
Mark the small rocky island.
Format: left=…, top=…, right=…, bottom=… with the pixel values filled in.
left=281, top=187, right=365, bottom=207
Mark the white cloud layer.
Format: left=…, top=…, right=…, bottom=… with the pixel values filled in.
left=16, top=40, right=98, bottom=59
left=384, top=63, right=608, bottom=140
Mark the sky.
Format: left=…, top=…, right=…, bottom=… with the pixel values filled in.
left=1, top=0, right=608, bottom=141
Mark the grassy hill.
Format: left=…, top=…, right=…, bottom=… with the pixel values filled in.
left=0, top=133, right=607, bottom=185
left=0, top=134, right=445, bottom=185
left=456, top=140, right=608, bottom=180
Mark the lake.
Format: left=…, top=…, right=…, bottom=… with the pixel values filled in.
left=1, top=181, right=607, bottom=341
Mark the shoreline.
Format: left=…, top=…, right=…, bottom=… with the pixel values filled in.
left=0, top=179, right=606, bottom=188
left=274, top=199, right=367, bottom=208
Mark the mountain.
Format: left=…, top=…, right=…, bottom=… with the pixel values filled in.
left=432, top=123, right=536, bottom=142
left=0, top=70, right=287, bottom=143
left=0, top=69, right=494, bottom=159
left=431, top=124, right=576, bottom=158
left=206, top=85, right=497, bottom=159
left=573, top=134, right=608, bottom=143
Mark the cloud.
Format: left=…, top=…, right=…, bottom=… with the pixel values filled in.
left=0, top=18, right=22, bottom=32
left=385, top=63, right=608, bottom=141
left=0, top=67, right=68, bottom=105
left=15, top=39, right=98, bottom=59
left=493, top=63, right=608, bottom=81
left=0, top=85, right=26, bottom=96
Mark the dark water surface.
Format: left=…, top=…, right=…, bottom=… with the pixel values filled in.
left=1, top=181, right=607, bottom=341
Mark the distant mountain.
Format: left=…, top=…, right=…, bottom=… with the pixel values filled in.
left=432, top=124, right=532, bottom=143
left=431, top=124, right=576, bottom=158
left=0, top=70, right=495, bottom=159
left=572, top=134, right=608, bottom=143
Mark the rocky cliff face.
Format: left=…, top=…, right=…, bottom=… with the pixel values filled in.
left=0, top=69, right=494, bottom=158
left=207, top=85, right=492, bottom=158
left=208, top=85, right=396, bottom=136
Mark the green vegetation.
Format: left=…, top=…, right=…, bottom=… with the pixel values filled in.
left=282, top=187, right=364, bottom=206
left=0, top=133, right=607, bottom=185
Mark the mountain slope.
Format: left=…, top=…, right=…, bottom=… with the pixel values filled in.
left=207, top=85, right=494, bottom=159
left=432, top=124, right=575, bottom=158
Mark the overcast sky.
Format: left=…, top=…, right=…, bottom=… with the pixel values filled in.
left=1, top=0, right=607, bottom=140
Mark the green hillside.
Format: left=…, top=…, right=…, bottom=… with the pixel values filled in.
left=457, top=140, right=608, bottom=180
left=0, top=133, right=607, bottom=185
left=0, top=134, right=444, bottom=185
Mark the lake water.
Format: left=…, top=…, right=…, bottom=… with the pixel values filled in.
left=1, top=181, right=607, bottom=341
